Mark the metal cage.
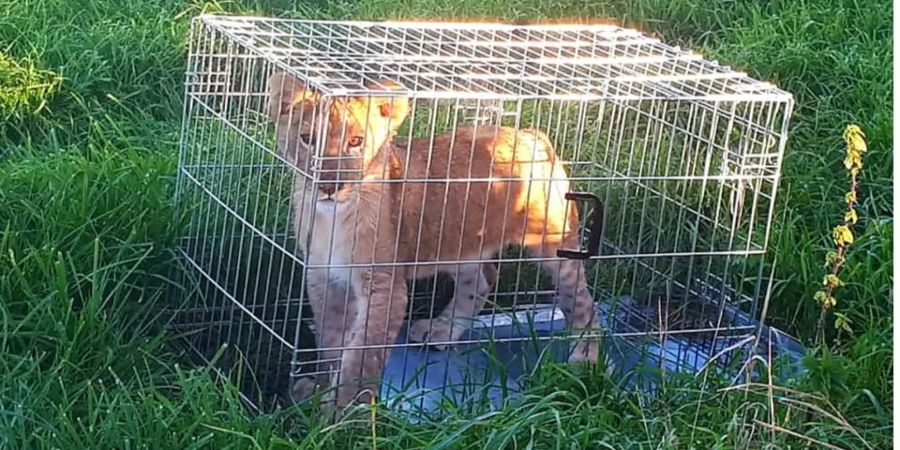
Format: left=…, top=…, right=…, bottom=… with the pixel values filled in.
left=170, top=15, right=796, bottom=411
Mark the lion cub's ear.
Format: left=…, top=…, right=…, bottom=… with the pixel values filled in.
left=267, top=72, right=317, bottom=122
left=364, top=79, right=410, bottom=126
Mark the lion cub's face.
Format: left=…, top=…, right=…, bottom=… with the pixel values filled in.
left=267, top=72, right=409, bottom=197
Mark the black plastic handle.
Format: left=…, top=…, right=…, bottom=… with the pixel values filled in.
left=556, top=192, right=604, bottom=260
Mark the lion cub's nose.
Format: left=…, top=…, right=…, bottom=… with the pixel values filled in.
left=317, top=170, right=340, bottom=196
left=319, top=182, right=337, bottom=196
left=318, top=182, right=346, bottom=196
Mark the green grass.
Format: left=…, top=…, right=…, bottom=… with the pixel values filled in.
left=0, top=0, right=891, bottom=448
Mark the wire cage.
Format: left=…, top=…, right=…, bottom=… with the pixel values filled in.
left=170, top=15, right=797, bottom=412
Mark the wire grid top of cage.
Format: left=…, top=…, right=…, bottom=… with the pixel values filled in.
left=196, top=15, right=794, bottom=102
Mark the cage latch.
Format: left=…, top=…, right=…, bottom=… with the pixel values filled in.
left=556, top=192, right=604, bottom=260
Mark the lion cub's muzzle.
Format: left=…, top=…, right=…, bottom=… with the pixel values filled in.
left=317, top=181, right=343, bottom=196
left=315, top=170, right=345, bottom=196
left=315, top=157, right=363, bottom=196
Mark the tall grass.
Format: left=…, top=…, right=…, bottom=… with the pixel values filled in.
left=0, top=0, right=891, bottom=447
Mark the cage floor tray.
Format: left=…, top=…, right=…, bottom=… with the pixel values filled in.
left=378, top=297, right=805, bottom=417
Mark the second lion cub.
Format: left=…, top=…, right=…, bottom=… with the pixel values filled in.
left=268, top=72, right=602, bottom=410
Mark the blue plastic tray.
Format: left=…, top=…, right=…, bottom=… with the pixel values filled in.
left=378, top=297, right=806, bottom=418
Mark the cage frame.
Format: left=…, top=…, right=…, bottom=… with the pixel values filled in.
left=171, top=14, right=796, bottom=410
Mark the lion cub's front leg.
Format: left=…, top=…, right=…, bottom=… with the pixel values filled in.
left=409, top=262, right=497, bottom=349
left=290, top=268, right=351, bottom=405
left=333, top=266, right=408, bottom=408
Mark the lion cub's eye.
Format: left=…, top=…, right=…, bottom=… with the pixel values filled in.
left=347, top=136, right=364, bottom=148
left=298, top=133, right=313, bottom=145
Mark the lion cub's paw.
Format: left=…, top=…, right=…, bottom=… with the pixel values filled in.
left=568, top=340, right=616, bottom=377
left=290, top=375, right=324, bottom=404
left=408, top=318, right=461, bottom=351
left=568, top=340, right=600, bottom=365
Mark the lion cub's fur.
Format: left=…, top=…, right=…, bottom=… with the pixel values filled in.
left=267, top=72, right=601, bottom=410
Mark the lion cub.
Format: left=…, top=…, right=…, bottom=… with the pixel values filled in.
left=267, top=72, right=601, bottom=410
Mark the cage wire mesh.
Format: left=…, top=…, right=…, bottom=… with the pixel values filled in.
left=169, top=15, right=803, bottom=412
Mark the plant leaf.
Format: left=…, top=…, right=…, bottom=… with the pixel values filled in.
left=833, top=225, right=854, bottom=246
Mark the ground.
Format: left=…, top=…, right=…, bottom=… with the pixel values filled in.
left=0, top=0, right=892, bottom=448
